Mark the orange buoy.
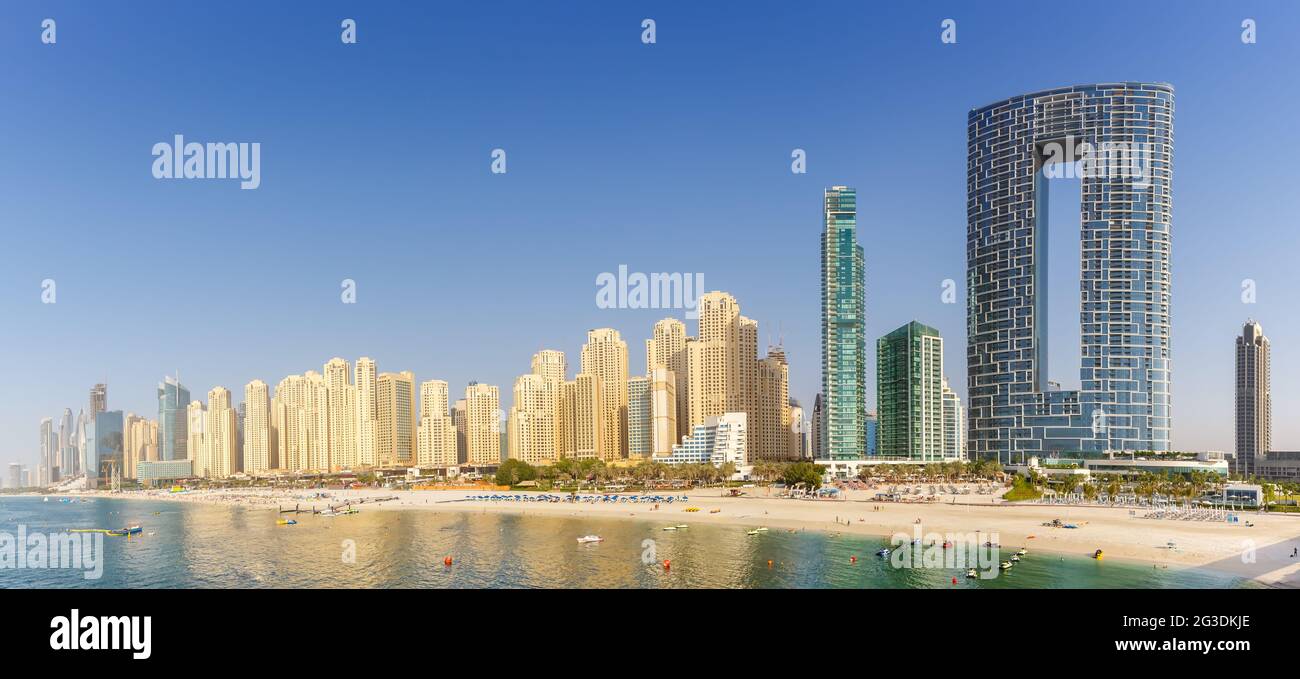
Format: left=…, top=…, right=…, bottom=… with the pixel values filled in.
left=952, top=577, right=958, bottom=584
left=663, top=559, right=671, bottom=571
left=850, top=555, right=857, bottom=563
left=443, top=556, right=453, bottom=567
left=767, top=559, right=773, bottom=568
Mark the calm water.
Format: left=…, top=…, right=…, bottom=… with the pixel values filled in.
left=0, top=497, right=1259, bottom=589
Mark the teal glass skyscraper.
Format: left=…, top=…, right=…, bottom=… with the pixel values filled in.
left=820, top=186, right=866, bottom=459
left=967, top=83, right=1174, bottom=463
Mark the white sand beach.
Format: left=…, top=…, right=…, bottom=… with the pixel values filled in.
left=96, top=486, right=1300, bottom=586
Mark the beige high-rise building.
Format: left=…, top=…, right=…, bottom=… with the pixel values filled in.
left=753, top=347, right=794, bottom=461
left=417, top=380, right=457, bottom=467
left=323, top=358, right=357, bottom=471
left=122, top=414, right=157, bottom=479
left=204, top=387, right=239, bottom=479
left=646, top=318, right=690, bottom=443
left=464, top=383, right=501, bottom=466
left=510, top=373, right=556, bottom=465
left=355, top=357, right=378, bottom=467
left=452, top=399, right=468, bottom=464
left=376, top=371, right=416, bottom=467
left=739, top=316, right=758, bottom=424
left=569, top=373, right=606, bottom=460
left=581, top=328, right=628, bottom=459
left=187, top=400, right=207, bottom=477
left=689, top=292, right=745, bottom=430
left=243, top=379, right=274, bottom=474
left=531, top=349, right=567, bottom=459
left=559, top=380, right=577, bottom=459
left=273, top=373, right=320, bottom=473
left=1236, top=320, right=1271, bottom=477
left=649, top=366, right=678, bottom=457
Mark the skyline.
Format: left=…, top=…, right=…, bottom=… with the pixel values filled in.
left=4, top=1, right=1300, bottom=471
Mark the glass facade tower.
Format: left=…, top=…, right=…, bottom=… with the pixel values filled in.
left=966, top=83, right=1174, bottom=463
left=820, top=186, right=867, bottom=459
left=158, top=376, right=190, bottom=462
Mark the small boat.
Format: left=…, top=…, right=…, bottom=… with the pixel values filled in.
left=965, top=568, right=979, bottom=578
left=1093, top=549, right=1104, bottom=560
left=746, top=530, right=760, bottom=536
left=675, top=524, right=688, bottom=529
left=876, top=548, right=890, bottom=557
left=999, top=561, right=1013, bottom=570
left=43, top=497, right=49, bottom=503
left=1010, top=555, right=1021, bottom=562
left=709, top=509, right=721, bottom=514
left=576, top=535, right=604, bottom=544
left=662, top=526, right=677, bottom=531
left=107, top=525, right=143, bottom=536
left=756, top=527, right=769, bottom=532
left=277, top=519, right=297, bottom=526
left=1016, top=548, right=1027, bottom=556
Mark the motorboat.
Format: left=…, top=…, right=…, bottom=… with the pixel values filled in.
left=577, top=535, right=604, bottom=544
left=999, top=561, right=1013, bottom=570
left=965, top=569, right=979, bottom=578
left=876, top=548, right=891, bottom=557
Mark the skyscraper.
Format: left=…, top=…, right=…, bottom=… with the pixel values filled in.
left=464, top=382, right=501, bottom=466
left=688, top=292, right=744, bottom=429
left=510, top=373, right=556, bottom=465
left=530, top=349, right=567, bottom=459
left=1235, top=320, right=1270, bottom=477
left=89, top=383, right=107, bottom=415
left=753, top=346, right=794, bottom=461
left=967, top=83, right=1174, bottom=462
left=355, top=357, right=378, bottom=467
left=581, top=328, right=629, bottom=459
left=58, top=408, right=75, bottom=478
left=877, top=321, right=945, bottom=460
left=205, top=387, right=239, bottom=479
left=243, top=379, right=274, bottom=473
left=417, top=379, right=458, bottom=467
left=821, top=186, right=866, bottom=460
left=157, top=376, right=190, bottom=462
left=941, top=379, right=966, bottom=460
left=323, top=358, right=357, bottom=471
left=626, top=375, right=652, bottom=459
left=649, top=366, right=678, bottom=458
left=187, top=400, right=207, bottom=476
left=376, top=371, right=416, bottom=467
left=39, top=417, right=56, bottom=485
left=646, top=318, right=689, bottom=443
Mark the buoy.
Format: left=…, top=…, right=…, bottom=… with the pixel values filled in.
left=952, top=577, right=958, bottom=584
left=767, top=559, right=773, bottom=568
left=443, top=556, right=453, bottom=567
left=850, top=555, right=857, bottom=563
left=663, top=559, right=671, bottom=571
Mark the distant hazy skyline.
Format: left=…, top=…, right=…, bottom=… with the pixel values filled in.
left=3, top=1, right=1298, bottom=470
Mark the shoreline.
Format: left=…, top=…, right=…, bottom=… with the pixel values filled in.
left=77, top=486, right=1300, bottom=587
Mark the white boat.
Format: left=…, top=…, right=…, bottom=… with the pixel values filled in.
left=1016, top=548, right=1027, bottom=556
left=675, top=524, right=688, bottom=529
left=756, top=527, right=769, bottom=532
left=876, top=548, right=890, bottom=557
left=576, top=535, right=604, bottom=544
left=662, top=526, right=677, bottom=531
left=965, top=569, right=979, bottom=578
left=746, top=530, right=760, bottom=536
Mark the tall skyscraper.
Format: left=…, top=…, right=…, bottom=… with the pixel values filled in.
left=464, top=382, right=501, bottom=466
left=967, top=83, right=1174, bottom=462
left=1235, top=320, right=1271, bottom=477
left=89, top=383, right=107, bottom=415
left=243, top=380, right=274, bottom=473
left=187, top=400, right=207, bottom=476
left=810, top=393, right=823, bottom=459
left=753, top=346, right=794, bottom=461
left=376, top=371, right=416, bottom=467
left=941, top=379, right=966, bottom=460
left=626, top=376, right=652, bottom=459
left=821, top=186, right=866, bottom=460
left=568, top=373, right=606, bottom=460
left=323, top=358, right=357, bottom=471
left=205, top=387, right=239, bottom=479
left=581, top=328, right=629, bottom=459
left=878, top=321, right=945, bottom=460
left=355, top=357, right=378, bottom=467
left=157, top=376, right=190, bottom=463
left=646, top=318, right=690, bottom=443
left=452, top=399, right=468, bottom=464
left=58, top=408, right=75, bottom=478
left=649, top=366, right=678, bottom=457
left=39, top=417, right=56, bottom=485
left=530, top=349, right=567, bottom=459
left=87, top=410, right=124, bottom=489
left=417, top=379, right=458, bottom=467
left=509, top=373, right=556, bottom=465
left=688, top=292, right=745, bottom=429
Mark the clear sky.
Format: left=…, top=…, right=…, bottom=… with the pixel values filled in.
left=2, top=1, right=1297, bottom=470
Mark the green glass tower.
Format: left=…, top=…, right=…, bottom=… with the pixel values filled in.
left=820, top=186, right=866, bottom=460
left=877, top=321, right=945, bottom=460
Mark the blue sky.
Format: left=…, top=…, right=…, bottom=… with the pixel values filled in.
left=2, top=1, right=1297, bottom=469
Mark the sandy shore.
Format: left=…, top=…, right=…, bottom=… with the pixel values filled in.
left=96, top=486, right=1300, bottom=587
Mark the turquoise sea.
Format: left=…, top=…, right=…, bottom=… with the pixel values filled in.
left=0, top=497, right=1261, bottom=588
